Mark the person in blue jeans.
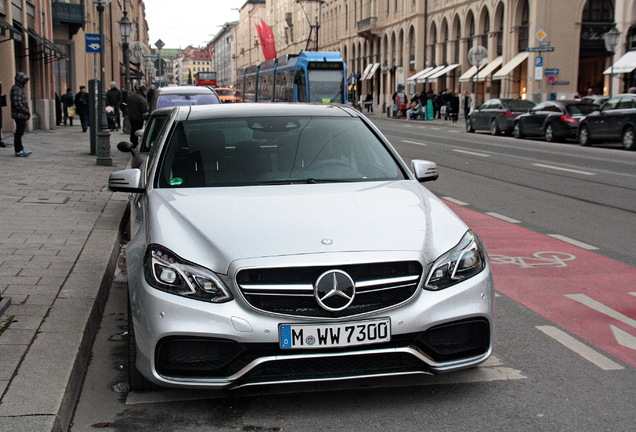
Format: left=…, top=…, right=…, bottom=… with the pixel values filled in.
left=10, top=72, right=32, bottom=157
left=74, top=86, right=90, bottom=132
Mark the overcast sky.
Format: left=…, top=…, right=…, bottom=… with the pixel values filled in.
left=143, top=0, right=246, bottom=49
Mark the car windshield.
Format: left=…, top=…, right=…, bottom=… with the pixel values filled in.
left=156, top=94, right=219, bottom=109
left=216, top=89, right=234, bottom=96
left=505, top=99, right=535, bottom=110
left=156, top=117, right=406, bottom=188
left=566, top=104, right=597, bottom=115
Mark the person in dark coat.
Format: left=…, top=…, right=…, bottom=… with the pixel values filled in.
left=61, top=88, right=75, bottom=126
left=127, top=85, right=149, bottom=146
left=106, top=81, right=123, bottom=131
left=450, top=92, right=460, bottom=123
left=55, top=92, right=63, bottom=126
left=10, top=72, right=32, bottom=157
left=74, top=85, right=90, bottom=132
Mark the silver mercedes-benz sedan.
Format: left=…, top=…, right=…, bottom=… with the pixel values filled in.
left=109, top=103, right=494, bottom=391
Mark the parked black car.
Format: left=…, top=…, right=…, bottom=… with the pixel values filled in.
left=466, top=98, right=536, bottom=135
left=578, top=94, right=636, bottom=150
left=513, top=100, right=598, bottom=142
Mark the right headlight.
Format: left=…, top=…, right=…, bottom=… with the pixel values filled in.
left=424, top=230, right=487, bottom=291
left=144, top=244, right=233, bottom=302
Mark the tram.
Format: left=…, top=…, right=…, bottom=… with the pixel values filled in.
left=236, top=51, right=347, bottom=104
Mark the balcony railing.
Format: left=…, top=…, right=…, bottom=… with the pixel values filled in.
left=52, top=0, right=85, bottom=29
left=357, top=17, right=380, bottom=39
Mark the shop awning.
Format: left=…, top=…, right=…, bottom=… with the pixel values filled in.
left=416, top=65, right=446, bottom=83
left=364, top=63, right=380, bottom=80
left=603, top=50, right=636, bottom=74
left=492, top=52, right=530, bottom=80
left=26, top=27, right=66, bottom=62
left=458, top=65, right=479, bottom=82
left=492, top=52, right=529, bottom=80
left=407, top=66, right=434, bottom=82
left=428, top=63, right=460, bottom=82
left=360, top=63, right=374, bottom=80
left=0, top=17, right=23, bottom=43
left=0, top=16, right=21, bottom=41
left=473, top=56, right=503, bottom=82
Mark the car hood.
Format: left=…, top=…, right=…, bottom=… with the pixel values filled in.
left=146, top=181, right=468, bottom=274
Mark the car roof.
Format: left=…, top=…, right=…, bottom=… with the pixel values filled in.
left=156, top=86, right=214, bottom=95
left=179, top=103, right=360, bottom=120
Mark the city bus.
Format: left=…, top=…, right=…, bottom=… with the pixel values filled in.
left=195, top=71, right=217, bottom=87
left=236, top=51, right=347, bottom=104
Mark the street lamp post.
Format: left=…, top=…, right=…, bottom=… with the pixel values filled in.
left=117, top=9, right=134, bottom=133
left=90, top=0, right=112, bottom=166
left=604, top=26, right=620, bottom=98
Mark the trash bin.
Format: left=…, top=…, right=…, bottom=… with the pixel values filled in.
left=387, top=105, right=393, bottom=117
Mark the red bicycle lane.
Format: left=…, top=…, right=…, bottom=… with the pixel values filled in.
left=447, top=202, right=636, bottom=369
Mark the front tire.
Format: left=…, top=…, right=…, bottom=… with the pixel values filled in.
left=490, top=119, right=501, bottom=136
left=578, top=125, right=592, bottom=146
left=545, top=124, right=560, bottom=142
left=466, top=119, right=475, bottom=133
left=622, top=126, right=635, bottom=150
left=513, top=122, right=524, bottom=139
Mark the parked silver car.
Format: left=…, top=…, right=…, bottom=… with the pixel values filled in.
left=109, top=103, right=494, bottom=390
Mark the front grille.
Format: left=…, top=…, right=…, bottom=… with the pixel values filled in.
left=236, top=261, right=423, bottom=318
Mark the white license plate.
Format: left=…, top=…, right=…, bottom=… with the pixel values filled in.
left=279, top=318, right=391, bottom=349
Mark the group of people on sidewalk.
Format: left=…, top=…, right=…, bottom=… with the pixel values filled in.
left=393, top=88, right=472, bottom=122
left=1, top=72, right=150, bottom=158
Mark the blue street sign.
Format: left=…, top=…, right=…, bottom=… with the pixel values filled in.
left=86, top=33, right=101, bottom=53
left=535, top=56, right=544, bottom=67
left=545, top=68, right=560, bottom=75
left=527, top=47, right=555, bottom=52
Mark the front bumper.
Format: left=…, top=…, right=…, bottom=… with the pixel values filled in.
left=129, top=257, right=494, bottom=389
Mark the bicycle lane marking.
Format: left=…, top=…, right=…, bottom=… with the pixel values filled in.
left=446, top=202, right=636, bottom=369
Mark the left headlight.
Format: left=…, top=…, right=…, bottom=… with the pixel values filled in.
left=424, top=230, right=487, bottom=291
left=144, top=244, right=233, bottom=302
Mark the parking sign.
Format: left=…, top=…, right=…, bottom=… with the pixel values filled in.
left=86, top=34, right=101, bottom=53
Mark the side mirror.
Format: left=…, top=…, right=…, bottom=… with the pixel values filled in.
left=411, top=160, right=439, bottom=183
left=117, top=140, right=137, bottom=155
left=109, top=169, right=144, bottom=193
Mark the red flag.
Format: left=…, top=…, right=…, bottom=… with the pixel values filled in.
left=256, top=19, right=277, bottom=61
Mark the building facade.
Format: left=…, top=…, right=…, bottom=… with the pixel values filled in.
left=172, top=45, right=212, bottom=85
left=208, top=21, right=238, bottom=87
left=1, top=0, right=150, bottom=134
left=232, top=0, right=634, bottom=110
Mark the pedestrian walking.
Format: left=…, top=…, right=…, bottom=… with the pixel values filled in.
left=364, top=92, right=373, bottom=113
left=61, top=88, right=75, bottom=126
left=461, top=90, right=472, bottom=118
left=127, top=85, right=149, bottom=146
left=10, top=72, right=32, bottom=157
left=106, top=81, right=122, bottom=131
left=74, top=86, right=90, bottom=132
left=450, top=92, right=460, bottom=123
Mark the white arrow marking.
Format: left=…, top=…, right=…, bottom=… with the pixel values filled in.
left=88, top=43, right=100, bottom=50
left=611, top=325, right=636, bottom=350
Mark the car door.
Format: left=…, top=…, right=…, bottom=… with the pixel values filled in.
left=588, top=97, right=619, bottom=140
left=471, top=101, right=490, bottom=129
left=523, top=102, right=549, bottom=136
left=613, top=96, right=636, bottom=140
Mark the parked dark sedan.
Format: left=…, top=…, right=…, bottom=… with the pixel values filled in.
left=513, top=100, right=598, bottom=142
left=578, top=94, right=636, bottom=150
left=466, top=98, right=536, bottom=135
